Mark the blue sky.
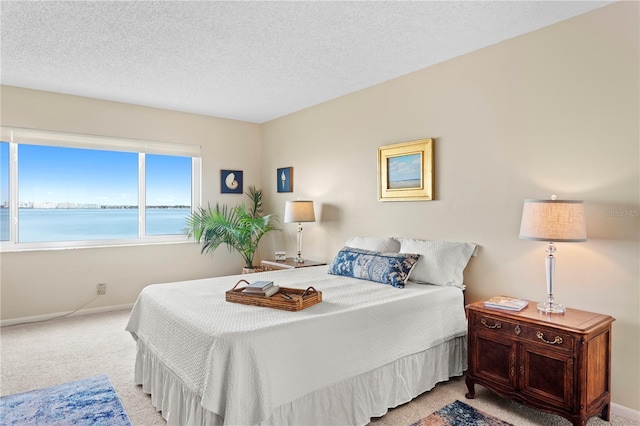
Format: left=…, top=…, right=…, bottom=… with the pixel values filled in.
left=145, top=153, right=192, bottom=205
left=5, top=144, right=191, bottom=206
left=387, top=153, right=421, bottom=182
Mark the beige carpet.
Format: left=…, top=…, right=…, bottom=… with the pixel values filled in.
left=1, top=309, right=637, bottom=426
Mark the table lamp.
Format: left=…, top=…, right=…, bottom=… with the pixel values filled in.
left=284, top=200, right=315, bottom=263
left=519, top=196, right=587, bottom=313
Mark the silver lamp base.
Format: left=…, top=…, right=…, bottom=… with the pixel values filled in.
left=538, top=243, right=565, bottom=314
left=537, top=301, right=566, bottom=314
left=294, top=223, right=305, bottom=263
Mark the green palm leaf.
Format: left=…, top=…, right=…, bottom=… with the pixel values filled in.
left=184, top=186, right=279, bottom=268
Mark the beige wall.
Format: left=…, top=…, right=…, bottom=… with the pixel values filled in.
left=0, top=86, right=263, bottom=320
left=1, top=1, right=637, bottom=413
left=261, top=2, right=639, bottom=411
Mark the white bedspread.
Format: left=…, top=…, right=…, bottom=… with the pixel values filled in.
left=126, top=266, right=467, bottom=425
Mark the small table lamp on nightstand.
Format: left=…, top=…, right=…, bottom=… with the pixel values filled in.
left=284, top=200, right=315, bottom=263
left=519, top=195, right=587, bottom=313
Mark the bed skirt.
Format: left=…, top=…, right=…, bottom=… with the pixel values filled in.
left=134, top=335, right=467, bottom=426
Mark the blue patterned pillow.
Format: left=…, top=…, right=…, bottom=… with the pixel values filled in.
left=328, top=247, right=420, bottom=288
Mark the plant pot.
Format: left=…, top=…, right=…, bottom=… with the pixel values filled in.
left=242, top=266, right=265, bottom=274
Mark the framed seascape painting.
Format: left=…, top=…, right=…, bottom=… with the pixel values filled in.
left=377, top=138, right=433, bottom=201
left=277, top=167, right=293, bottom=193
left=221, top=170, right=243, bottom=194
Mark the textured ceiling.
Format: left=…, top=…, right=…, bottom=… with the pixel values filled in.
left=1, top=1, right=612, bottom=124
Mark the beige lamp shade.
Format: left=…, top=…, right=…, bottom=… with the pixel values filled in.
left=519, top=199, right=587, bottom=242
left=284, top=200, right=315, bottom=223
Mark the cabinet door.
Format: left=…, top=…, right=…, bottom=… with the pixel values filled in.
left=520, top=344, right=574, bottom=410
left=471, top=331, right=518, bottom=391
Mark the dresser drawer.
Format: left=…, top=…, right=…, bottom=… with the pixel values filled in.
left=472, top=312, right=574, bottom=352
left=518, top=324, right=574, bottom=351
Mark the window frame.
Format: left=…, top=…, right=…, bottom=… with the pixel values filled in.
left=0, top=127, right=201, bottom=252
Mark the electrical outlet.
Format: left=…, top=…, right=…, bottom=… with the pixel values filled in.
left=97, top=283, right=106, bottom=295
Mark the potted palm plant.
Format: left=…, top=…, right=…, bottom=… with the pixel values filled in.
left=185, top=186, right=279, bottom=272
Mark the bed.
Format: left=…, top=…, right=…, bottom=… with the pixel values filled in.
left=126, top=237, right=476, bottom=426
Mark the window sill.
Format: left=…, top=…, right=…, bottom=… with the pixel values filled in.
left=0, top=236, right=193, bottom=253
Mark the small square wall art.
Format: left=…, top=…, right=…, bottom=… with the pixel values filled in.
left=221, top=170, right=243, bottom=194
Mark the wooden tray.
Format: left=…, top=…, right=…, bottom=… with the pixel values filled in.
left=226, top=279, right=322, bottom=311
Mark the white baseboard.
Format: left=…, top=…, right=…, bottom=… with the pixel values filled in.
left=612, top=402, right=640, bottom=422
left=0, top=303, right=134, bottom=327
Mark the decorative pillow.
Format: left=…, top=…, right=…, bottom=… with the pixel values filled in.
left=328, top=247, right=419, bottom=288
left=397, top=238, right=477, bottom=288
left=344, top=236, right=401, bottom=253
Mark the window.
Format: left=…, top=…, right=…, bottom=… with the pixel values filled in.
left=18, top=145, right=139, bottom=242
left=1, top=127, right=201, bottom=250
left=145, top=154, right=193, bottom=236
left=1, top=142, right=9, bottom=241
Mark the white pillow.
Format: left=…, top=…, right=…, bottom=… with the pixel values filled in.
left=344, top=236, right=400, bottom=253
left=397, top=238, right=477, bottom=288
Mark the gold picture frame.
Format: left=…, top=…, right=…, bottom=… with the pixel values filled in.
left=378, top=138, right=433, bottom=201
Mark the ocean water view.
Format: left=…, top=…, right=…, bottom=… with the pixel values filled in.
left=388, top=179, right=422, bottom=189
left=0, top=208, right=191, bottom=243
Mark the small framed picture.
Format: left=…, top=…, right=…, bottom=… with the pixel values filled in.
left=221, top=170, right=243, bottom=194
left=277, top=167, right=293, bottom=193
left=378, top=138, right=433, bottom=201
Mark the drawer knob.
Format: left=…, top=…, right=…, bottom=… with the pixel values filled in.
left=536, top=331, right=563, bottom=345
left=481, top=318, right=502, bottom=329
left=514, top=325, right=521, bottom=335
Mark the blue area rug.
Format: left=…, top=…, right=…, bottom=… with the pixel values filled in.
left=410, top=400, right=513, bottom=426
left=0, top=374, right=131, bottom=426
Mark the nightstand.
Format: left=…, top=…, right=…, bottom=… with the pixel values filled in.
left=260, top=258, right=326, bottom=271
left=465, top=300, right=614, bottom=426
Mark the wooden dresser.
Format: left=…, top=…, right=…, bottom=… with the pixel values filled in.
left=465, top=300, right=614, bottom=426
